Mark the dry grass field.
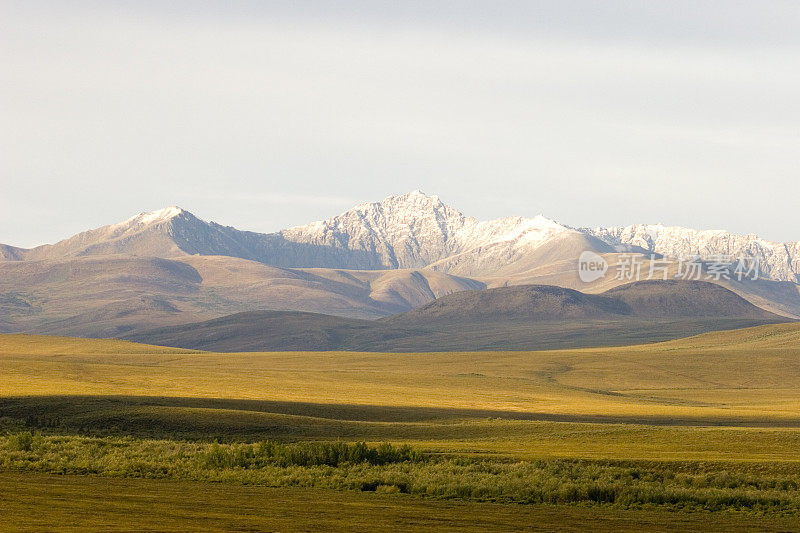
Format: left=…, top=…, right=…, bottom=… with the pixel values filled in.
left=6, top=472, right=797, bottom=533
left=2, top=324, right=800, bottom=530
left=3, top=323, right=800, bottom=427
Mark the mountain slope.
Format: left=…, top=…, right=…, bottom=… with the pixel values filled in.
left=21, top=207, right=196, bottom=259
left=0, top=244, right=26, bottom=261
left=127, top=280, right=790, bottom=352
left=124, top=311, right=387, bottom=352
left=0, top=255, right=484, bottom=337
left=386, top=284, right=629, bottom=325
left=282, top=190, right=468, bottom=269
left=598, top=280, right=780, bottom=319
left=389, top=280, right=782, bottom=325
left=282, top=191, right=799, bottom=282
left=5, top=206, right=356, bottom=267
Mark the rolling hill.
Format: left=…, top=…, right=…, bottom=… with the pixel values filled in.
left=126, top=280, right=790, bottom=352
left=7, top=321, right=800, bottom=432
left=0, top=255, right=484, bottom=336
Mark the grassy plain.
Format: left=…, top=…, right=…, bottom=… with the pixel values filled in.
left=3, top=324, right=800, bottom=427
left=2, top=324, right=800, bottom=530
left=7, top=472, right=797, bottom=532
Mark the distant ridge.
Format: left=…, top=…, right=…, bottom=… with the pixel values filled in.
left=385, top=284, right=630, bottom=325
left=4, top=190, right=798, bottom=282
left=605, top=280, right=777, bottom=319
left=126, top=280, right=789, bottom=352
left=387, top=279, right=782, bottom=325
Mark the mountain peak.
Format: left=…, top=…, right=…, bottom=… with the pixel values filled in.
left=335, top=190, right=457, bottom=222
left=122, top=206, right=187, bottom=226
left=380, top=189, right=440, bottom=205
left=529, top=214, right=564, bottom=230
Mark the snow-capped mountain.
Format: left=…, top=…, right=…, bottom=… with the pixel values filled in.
left=10, top=191, right=591, bottom=274
left=4, top=190, right=799, bottom=283
left=282, top=190, right=470, bottom=268
left=587, top=224, right=800, bottom=283
left=282, top=190, right=800, bottom=282
left=282, top=190, right=588, bottom=272
left=20, top=206, right=277, bottom=261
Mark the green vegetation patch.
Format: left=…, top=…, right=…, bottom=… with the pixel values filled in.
left=202, top=440, right=422, bottom=468
left=3, top=431, right=800, bottom=516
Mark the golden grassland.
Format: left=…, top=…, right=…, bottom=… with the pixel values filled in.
left=6, top=472, right=797, bottom=533
left=0, top=334, right=200, bottom=356
left=3, top=325, right=800, bottom=529
left=3, top=323, right=800, bottom=424
left=2, top=324, right=800, bottom=462
left=0, top=325, right=799, bottom=472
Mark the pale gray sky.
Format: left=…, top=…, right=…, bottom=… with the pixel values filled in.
left=2, top=1, right=799, bottom=247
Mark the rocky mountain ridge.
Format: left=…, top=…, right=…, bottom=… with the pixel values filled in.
left=5, top=190, right=795, bottom=283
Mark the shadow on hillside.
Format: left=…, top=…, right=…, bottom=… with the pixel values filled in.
left=3, top=395, right=800, bottom=442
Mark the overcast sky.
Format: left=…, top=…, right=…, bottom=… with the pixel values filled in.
left=2, top=1, right=799, bottom=247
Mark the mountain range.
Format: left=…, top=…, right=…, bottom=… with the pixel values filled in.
left=1, top=190, right=799, bottom=339
left=5, top=190, right=799, bottom=281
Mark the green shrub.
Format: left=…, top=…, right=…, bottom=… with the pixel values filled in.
left=6, top=431, right=36, bottom=452
left=201, top=441, right=422, bottom=469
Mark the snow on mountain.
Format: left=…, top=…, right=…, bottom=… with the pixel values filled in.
left=587, top=224, right=800, bottom=283
left=283, top=190, right=798, bottom=282
left=281, top=190, right=575, bottom=273
left=3, top=190, right=798, bottom=283
left=281, top=190, right=468, bottom=268
left=20, top=206, right=192, bottom=260
left=122, top=205, right=186, bottom=226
